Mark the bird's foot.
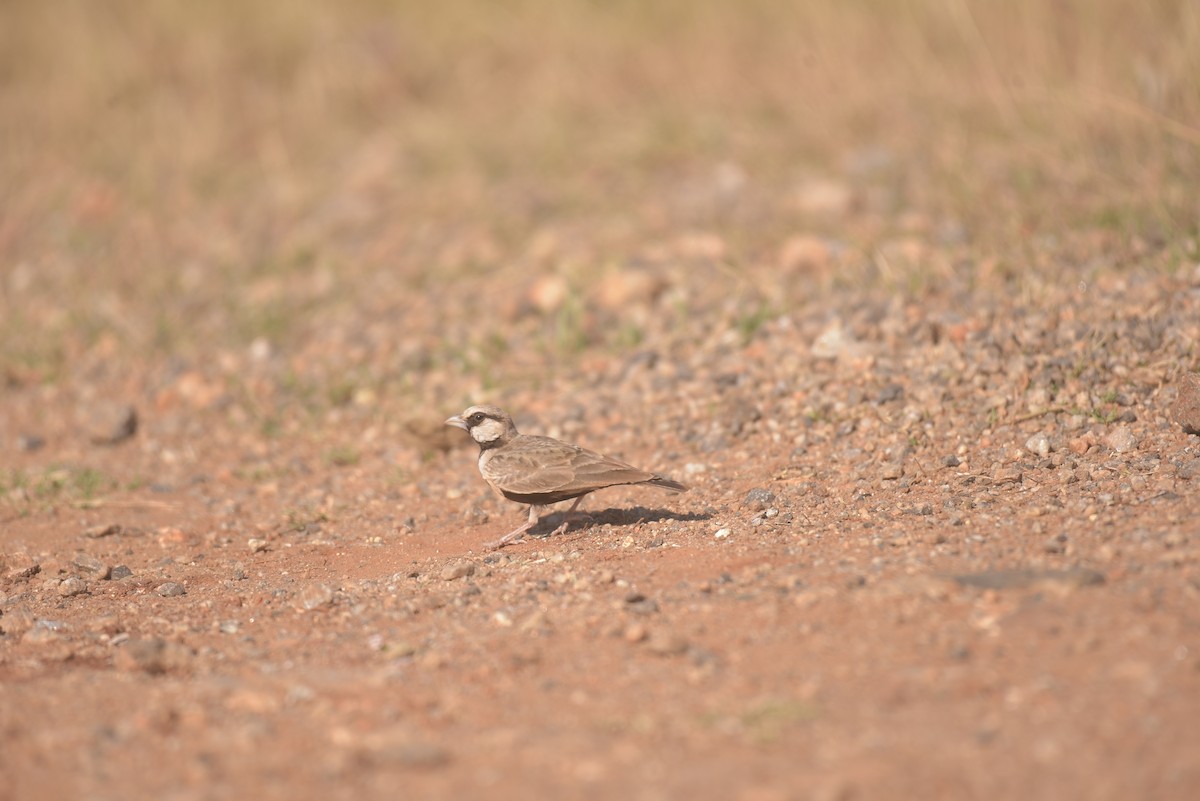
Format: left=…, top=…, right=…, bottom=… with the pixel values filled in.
left=486, top=523, right=533, bottom=550
left=485, top=532, right=525, bottom=550
left=550, top=511, right=592, bottom=537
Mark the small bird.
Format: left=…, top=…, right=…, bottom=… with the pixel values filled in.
left=445, top=405, right=688, bottom=548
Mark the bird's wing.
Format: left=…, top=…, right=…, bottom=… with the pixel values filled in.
left=484, top=436, right=654, bottom=496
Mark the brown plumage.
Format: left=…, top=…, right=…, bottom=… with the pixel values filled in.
left=445, top=405, right=687, bottom=548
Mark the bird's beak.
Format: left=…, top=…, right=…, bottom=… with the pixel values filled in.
left=444, top=415, right=468, bottom=431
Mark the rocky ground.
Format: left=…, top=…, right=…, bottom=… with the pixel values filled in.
left=3, top=2, right=1200, bottom=800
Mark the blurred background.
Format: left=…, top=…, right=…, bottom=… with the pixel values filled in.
left=1, top=0, right=1198, bottom=432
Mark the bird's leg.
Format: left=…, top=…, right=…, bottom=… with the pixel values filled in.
left=486, top=505, right=541, bottom=550
left=550, top=497, right=588, bottom=536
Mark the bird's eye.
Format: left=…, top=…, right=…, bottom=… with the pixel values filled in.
left=469, top=413, right=484, bottom=425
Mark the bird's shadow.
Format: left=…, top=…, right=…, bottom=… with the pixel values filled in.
left=533, top=505, right=712, bottom=537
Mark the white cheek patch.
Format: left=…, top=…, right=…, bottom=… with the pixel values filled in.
left=471, top=418, right=506, bottom=444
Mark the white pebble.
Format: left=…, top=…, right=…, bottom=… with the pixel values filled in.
left=1025, top=433, right=1052, bottom=458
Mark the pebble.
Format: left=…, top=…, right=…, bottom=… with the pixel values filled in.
left=623, top=623, right=648, bottom=643
left=1068, top=433, right=1096, bottom=455
left=110, top=565, right=133, bottom=580
left=3, top=553, right=41, bottom=579
left=811, top=324, right=862, bottom=360
left=876, top=383, right=904, bottom=404
left=1043, top=534, right=1068, bottom=554
left=84, top=523, right=122, bottom=539
left=82, top=401, right=138, bottom=445
left=57, top=577, right=88, bottom=597
left=646, top=631, right=689, bottom=656
left=794, top=178, right=854, bottom=218
left=296, top=582, right=335, bottom=611
left=72, top=553, right=111, bottom=580
left=1025, top=433, right=1052, bottom=458
left=23, top=623, right=63, bottom=644
left=156, top=582, right=186, bottom=597
left=441, top=560, right=476, bottom=581
left=1172, top=372, right=1200, bottom=435
left=527, top=274, right=569, bottom=313
left=592, top=269, right=665, bottom=311
left=880, top=462, right=904, bottom=480
left=1103, top=426, right=1137, bottom=454
left=624, top=592, right=660, bottom=615
left=115, top=638, right=193, bottom=674
left=778, top=235, right=833, bottom=272
left=714, top=528, right=731, bottom=540
left=744, top=487, right=776, bottom=510
left=1178, top=458, right=1200, bottom=481
left=992, top=467, right=1023, bottom=485
left=17, top=434, right=44, bottom=452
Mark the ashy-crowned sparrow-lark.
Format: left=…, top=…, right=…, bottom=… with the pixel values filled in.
left=446, top=405, right=687, bottom=548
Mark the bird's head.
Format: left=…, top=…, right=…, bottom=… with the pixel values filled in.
left=445, top=405, right=518, bottom=448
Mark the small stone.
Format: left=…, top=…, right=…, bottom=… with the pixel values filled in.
left=623, top=623, right=648, bottom=643
left=72, top=553, right=111, bottom=580
left=84, top=523, right=121, bottom=539
left=1177, top=458, right=1200, bottom=481
left=296, top=582, right=335, bottom=611
left=110, top=565, right=133, bottom=580
left=156, top=582, right=186, bottom=597
left=880, top=462, right=904, bottom=480
left=1, top=608, right=36, bottom=637
left=876, top=384, right=904, bottom=404
left=744, top=488, right=776, bottom=510
left=794, top=178, right=854, bottom=218
left=82, top=401, right=138, bottom=445
left=592, top=269, right=665, bottom=311
left=1024, top=433, right=1052, bottom=458
left=646, top=631, right=689, bottom=656
left=23, top=622, right=64, bottom=644
left=1172, top=372, right=1200, bottom=435
left=624, top=592, right=659, bottom=615
left=778, top=235, right=833, bottom=272
left=811, top=324, right=862, bottom=360
left=942, top=455, right=962, bottom=468
left=17, top=434, right=44, bottom=452
left=1043, top=534, right=1068, bottom=554
left=1067, top=433, right=1095, bottom=455
left=440, top=560, right=476, bottom=581
left=714, top=528, right=731, bottom=540
left=115, top=638, right=193, bottom=674
left=993, top=467, right=1023, bottom=485
left=527, top=274, right=569, bottom=314
left=1103, top=426, right=1137, bottom=454
left=248, top=538, right=269, bottom=553
left=3, top=553, right=41, bottom=579
left=57, top=577, right=89, bottom=597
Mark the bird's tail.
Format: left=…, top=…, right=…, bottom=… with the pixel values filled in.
left=645, top=475, right=688, bottom=493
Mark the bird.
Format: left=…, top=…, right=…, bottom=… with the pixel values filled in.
left=445, top=405, right=688, bottom=548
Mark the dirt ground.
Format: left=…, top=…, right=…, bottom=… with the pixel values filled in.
left=3, top=2, right=1200, bottom=800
